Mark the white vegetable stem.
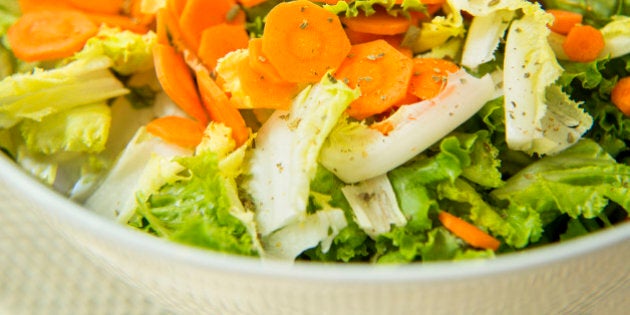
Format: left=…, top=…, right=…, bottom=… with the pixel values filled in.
left=245, top=77, right=358, bottom=236
left=319, top=70, right=496, bottom=183
left=342, top=174, right=406, bottom=238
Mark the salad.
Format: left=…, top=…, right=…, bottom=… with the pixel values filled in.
left=0, top=0, right=629, bottom=263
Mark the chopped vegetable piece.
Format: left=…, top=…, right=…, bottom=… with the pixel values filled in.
left=334, top=39, right=414, bottom=120
left=196, top=69, right=249, bottom=147
left=153, top=43, right=208, bottom=125
left=546, top=9, right=583, bottom=35
left=438, top=211, right=501, bottom=251
left=611, top=76, right=630, bottom=116
left=261, top=0, right=351, bottom=83
left=178, top=0, right=245, bottom=52
left=7, top=9, right=98, bottom=62
left=198, top=23, right=250, bottom=71
left=408, top=57, right=459, bottom=100
left=247, top=38, right=285, bottom=83
left=146, top=115, right=206, bottom=148
left=562, top=24, right=605, bottom=62
left=216, top=50, right=301, bottom=110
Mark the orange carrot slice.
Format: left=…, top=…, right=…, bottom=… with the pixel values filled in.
left=198, top=23, right=250, bottom=71
left=224, top=52, right=301, bottom=110
left=168, top=0, right=187, bottom=17
left=562, top=24, right=605, bottom=63
left=611, top=76, right=630, bottom=117
left=146, top=115, right=206, bottom=148
left=261, top=0, right=351, bottom=83
left=153, top=43, right=209, bottom=125
left=196, top=70, right=250, bottom=147
left=7, top=9, right=98, bottom=62
left=334, top=39, right=414, bottom=120
left=178, top=0, right=245, bottom=53
left=546, top=9, right=583, bottom=35
left=408, top=57, right=459, bottom=100
left=438, top=211, right=501, bottom=251
left=247, top=38, right=285, bottom=83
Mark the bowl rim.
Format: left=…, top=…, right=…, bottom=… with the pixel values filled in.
left=2, top=152, right=629, bottom=283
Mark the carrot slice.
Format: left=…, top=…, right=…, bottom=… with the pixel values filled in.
left=196, top=70, right=250, bottom=147
left=68, top=0, right=124, bottom=14
left=153, top=43, right=209, bottom=125
left=168, top=0, right=187, bottom=17
left=344, top=28, right=412, bottom=57
left=562, top=24, right=605, bottom=63
left=546, top=9, right=583, bottom=35
left=146, top=116, right=206, bottom=148
left=129, top=0, right=157, bottom=27
left=155, top=8, right=169, bottom=45
left=334, top=39, right=414, bottom=120
left=408, top=57, right=459, bottom=100
left=342, top=7, right=413, bottom=36
left=261, top=0, right=351, bottom=83
left=156, top=5, right=187, bottom=50
left=438, top=211, right=501, bottom=251
left=222, top=51, right=301, bottom=110
left=198, top=23, right=250, bottom=71
left=7, top=9, right=98, bottom=62
left=611, top=76, right=630, bottom=116
left=178, top=0, right=245, bottom=53
left=247, top=38, right=285, bottom=83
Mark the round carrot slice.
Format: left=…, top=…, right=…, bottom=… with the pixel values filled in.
left=334, top=39, right=414, bottom=120
left=7, top=9, right=98, bottom=62
left=261, top=0, right=351, bottom=83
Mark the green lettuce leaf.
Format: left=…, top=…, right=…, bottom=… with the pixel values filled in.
left=131, top=149, right=257, bottom=256
left=491, top=139, right=630, bottom=225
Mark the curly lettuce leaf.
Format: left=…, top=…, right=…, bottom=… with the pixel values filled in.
left=131, top=149, right=258, bottom=256
left=491, top=139, right=630, bottom=225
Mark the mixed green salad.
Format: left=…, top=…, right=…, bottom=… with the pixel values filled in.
left=0, top=0, right=629, bottom=263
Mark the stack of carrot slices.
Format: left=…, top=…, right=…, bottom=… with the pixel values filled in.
left=8, top=0, right=152, bottom=62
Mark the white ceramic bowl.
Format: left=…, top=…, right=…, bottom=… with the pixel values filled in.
left=1, top=152, right=629, bottom=315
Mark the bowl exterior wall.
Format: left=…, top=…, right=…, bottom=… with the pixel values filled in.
left=1, top=160, right=629, bottom=315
